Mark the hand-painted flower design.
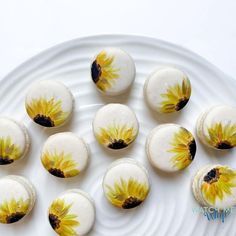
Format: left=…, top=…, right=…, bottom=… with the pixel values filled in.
left=26, top=98, right=68, bottom=127
left=207, top=122, right=236, bottom=149
left=95, top=124, right=137, bottom=150
left=91, top=51, right=119, bottom=91
left=105, top=178, right=149, bottom=209
left=160, top=77, right=191, bottom=113
left=169, top=127, right=196, bottom=170
left=0, top=136, right=21, bottom=165
left=0, top=198, right=30, bottom=224
left=49, top=199, right=80, bottom=236
left=201, top=166, right=236, bottom=205
left=41, top=150, right=79, bottom=178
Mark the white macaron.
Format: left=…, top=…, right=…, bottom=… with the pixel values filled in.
left=196, top=105, right=236, bottom=150
left=48, top=189, right=95, bottom=236
left=192, top=165, right=236, bottom=209
left=144, top=66, right=191, bottom=113
left=146, top=124, right=196, bottom=172
left=0, top=175, right=36, bottom=224
left=91, top=47, right=136, bottom=96
left=0, top=117, right=30, bottom=165
left=25, top=80, right=74, bottom=128
left=41, top=132, right=89, bottom=178
left=93, top=104, right=139, bottom=150
left=103, top=158, right=150, bottom=209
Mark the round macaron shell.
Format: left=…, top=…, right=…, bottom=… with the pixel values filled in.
left=146, top=124, right=196, bottom=172
left=91, top=47, right=136, bottom=96
left=0, top=117, right=29, bottom=165
left=25, top=80, right=74, bottom=128
left=197, top=105, right=236, bottom=149
left=93, top=104, right=139, bottom=150
left=144, top=66, right=191, bottom=113
left=41, top=132, right=89, bottom=178
left=48, top=189, right=95, bottom=236
left=0, top=175, right=35, bottom=224
left=192, top=165, right=236, bottom=209
left=103, top=158, right=150, bottom=209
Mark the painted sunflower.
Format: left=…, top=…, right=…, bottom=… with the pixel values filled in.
left=49, top=199, right=79, bottom=236
left=91, top=51, right=119, bottom=91
left=206, top=122, right=236, bottom=149
left=26, top=98, right=68, bottom=127
left=169, top=128, right=196, bottom=170
left=160, top=77, right=191, bottom=113
left=201, top=166, right=236, bottom=205
left=95, top=124, right=137, bottom=150
left=0, top=198, right=29, bottom=224
left=41, top=150, right=79, bottom=178
left=105, top=177, right=149, bottom=209
left=0, top=136, right=21, bottom=165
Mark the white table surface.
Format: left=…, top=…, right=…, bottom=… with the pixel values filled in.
left=0, top=0, right=236, bottom=80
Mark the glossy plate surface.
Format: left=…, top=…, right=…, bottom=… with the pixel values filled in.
left=0, top=35, right=236, bottom=236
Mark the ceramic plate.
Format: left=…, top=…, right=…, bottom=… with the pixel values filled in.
left=0, top=35, right=236, bottom=236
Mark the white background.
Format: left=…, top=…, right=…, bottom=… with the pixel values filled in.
left=0, top=0, right=236, bottom=80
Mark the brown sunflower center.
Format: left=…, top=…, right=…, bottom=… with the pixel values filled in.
left=188, top=139, right=196, bottom=160
left=34, top=114, right=55, bottom=127
left=216, top=140, right=233, bottom=149
left=204, top=168, right=220, bottom=184
left=6, top=212, right=25, bottom=224
left=91, top=60, right=102, bottom=84
left=122, top=196, right=143, bottom=209
left=49, top=214, right=61, bottom=229
left=108, top=139, right=128, bottom=149
left=49, top=168, right=65, bottom=178
left=175, top=97, right=189, bottom=111
left=0, top=156, right=14, bottom=165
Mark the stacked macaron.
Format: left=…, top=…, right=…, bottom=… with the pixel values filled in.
left=103, top=158, right=150, bottom=209
left=0, top=175, right=36, bottom=224
left=196, top=105, right=236, bottom=150
left=146, top=124, right=196, bottom=172
left=48, top=189, right=95, bottom=236
left=192, top=165, right=236, bottom=209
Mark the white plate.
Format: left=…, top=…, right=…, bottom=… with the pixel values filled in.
left=0, top=35, right=236, bottom=236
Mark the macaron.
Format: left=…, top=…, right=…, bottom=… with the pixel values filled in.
left=144, top=66, right=191, bottom=113
left=0, top=117, right=30, bottom=165
left=48, top=189, right=95, bottom=236
left=41, top=132, right=89, bottom=178
left=146, top=124, right=196, bottom=172
left=25, top=80, right=74, bottom=128
left=196, top=105, right=236, bottom=150
left=91, top=47, right=136, bottom=96
left=93, top=104, right=139, bottom=150
left=103, top=158, right=150, bottom=209
left=0, top=175, right=36, bottom=224
left=192, top=164, right=236, bottom=209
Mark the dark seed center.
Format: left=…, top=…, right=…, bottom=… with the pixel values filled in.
left=122, top=197, right=142, bottom=209
left=34, top=114, right=55, bottom=127
left=6, top=212, right=25, bottom=224
left=49, top=214, right=61, bottom=229
left=49, top=168, right=65, bottom=178
left=175, top=98, right=189, bottom=111
left=0, top=156, right=14, bottom=165
left=204, top=168, right=220, bottom=184
left=216, top=141, right=233, bottom=149
left=188, top=140, right=196, bottom=160
left=108, top=139, right=128, bottom=150
left=91, top=60, right=101, bottom=84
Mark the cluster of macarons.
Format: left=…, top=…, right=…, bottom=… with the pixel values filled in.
left=1, top=47, right=236, bottom=235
